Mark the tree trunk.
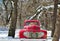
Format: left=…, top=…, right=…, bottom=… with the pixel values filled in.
left=8, top=0, right=18, bottom=38
left=52, top=15, right=60, bottom=41
left=51, top=0, right=58, bottom=37
left=43, top=11, right=48, bottom=30
left=8, top=0, right=13, bottom=22
left=19, top=1, right=22, bottom=29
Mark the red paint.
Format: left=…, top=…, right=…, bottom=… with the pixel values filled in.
left=19, top=20, right=47, bottom=39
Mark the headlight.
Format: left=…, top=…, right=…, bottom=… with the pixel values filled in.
left=24, top=32, right=30, bottom=38
left=38, top=32, right=44, bottom=38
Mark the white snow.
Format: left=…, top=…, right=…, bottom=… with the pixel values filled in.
left=0, top=29, right=52, bottom=41
left=0, top=29, right=59, bottom=41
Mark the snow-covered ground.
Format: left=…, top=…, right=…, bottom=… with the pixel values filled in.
left=0, top=28, right=60, bottom=41
left=0, top=26, right=57, bottom=41
left=0, top=28, right=52, bottom=41
left=0, top=28, right=51, bottom=38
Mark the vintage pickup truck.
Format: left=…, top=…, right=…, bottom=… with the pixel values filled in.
left=19, top=20, right=47, bottom=39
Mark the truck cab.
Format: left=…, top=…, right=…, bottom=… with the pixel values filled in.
left=19, top=20, right=47, bottom=39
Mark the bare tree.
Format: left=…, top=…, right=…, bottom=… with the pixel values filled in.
left=26, top=0, right=40, bottom=19
left=8, top=0, right=18, bottom=38
left=51, top=0, right=58, bottom=37
left=52, top=14, right=60, bottom=41
left=3, top=0, right=9, bottom=25
left=3, top=0, right=13, bottom=25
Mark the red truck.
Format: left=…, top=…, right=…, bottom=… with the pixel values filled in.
left=19, top=20, right=47, bottom=39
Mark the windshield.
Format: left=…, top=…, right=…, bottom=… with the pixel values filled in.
left=25, top=22, right=39, bottom=26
